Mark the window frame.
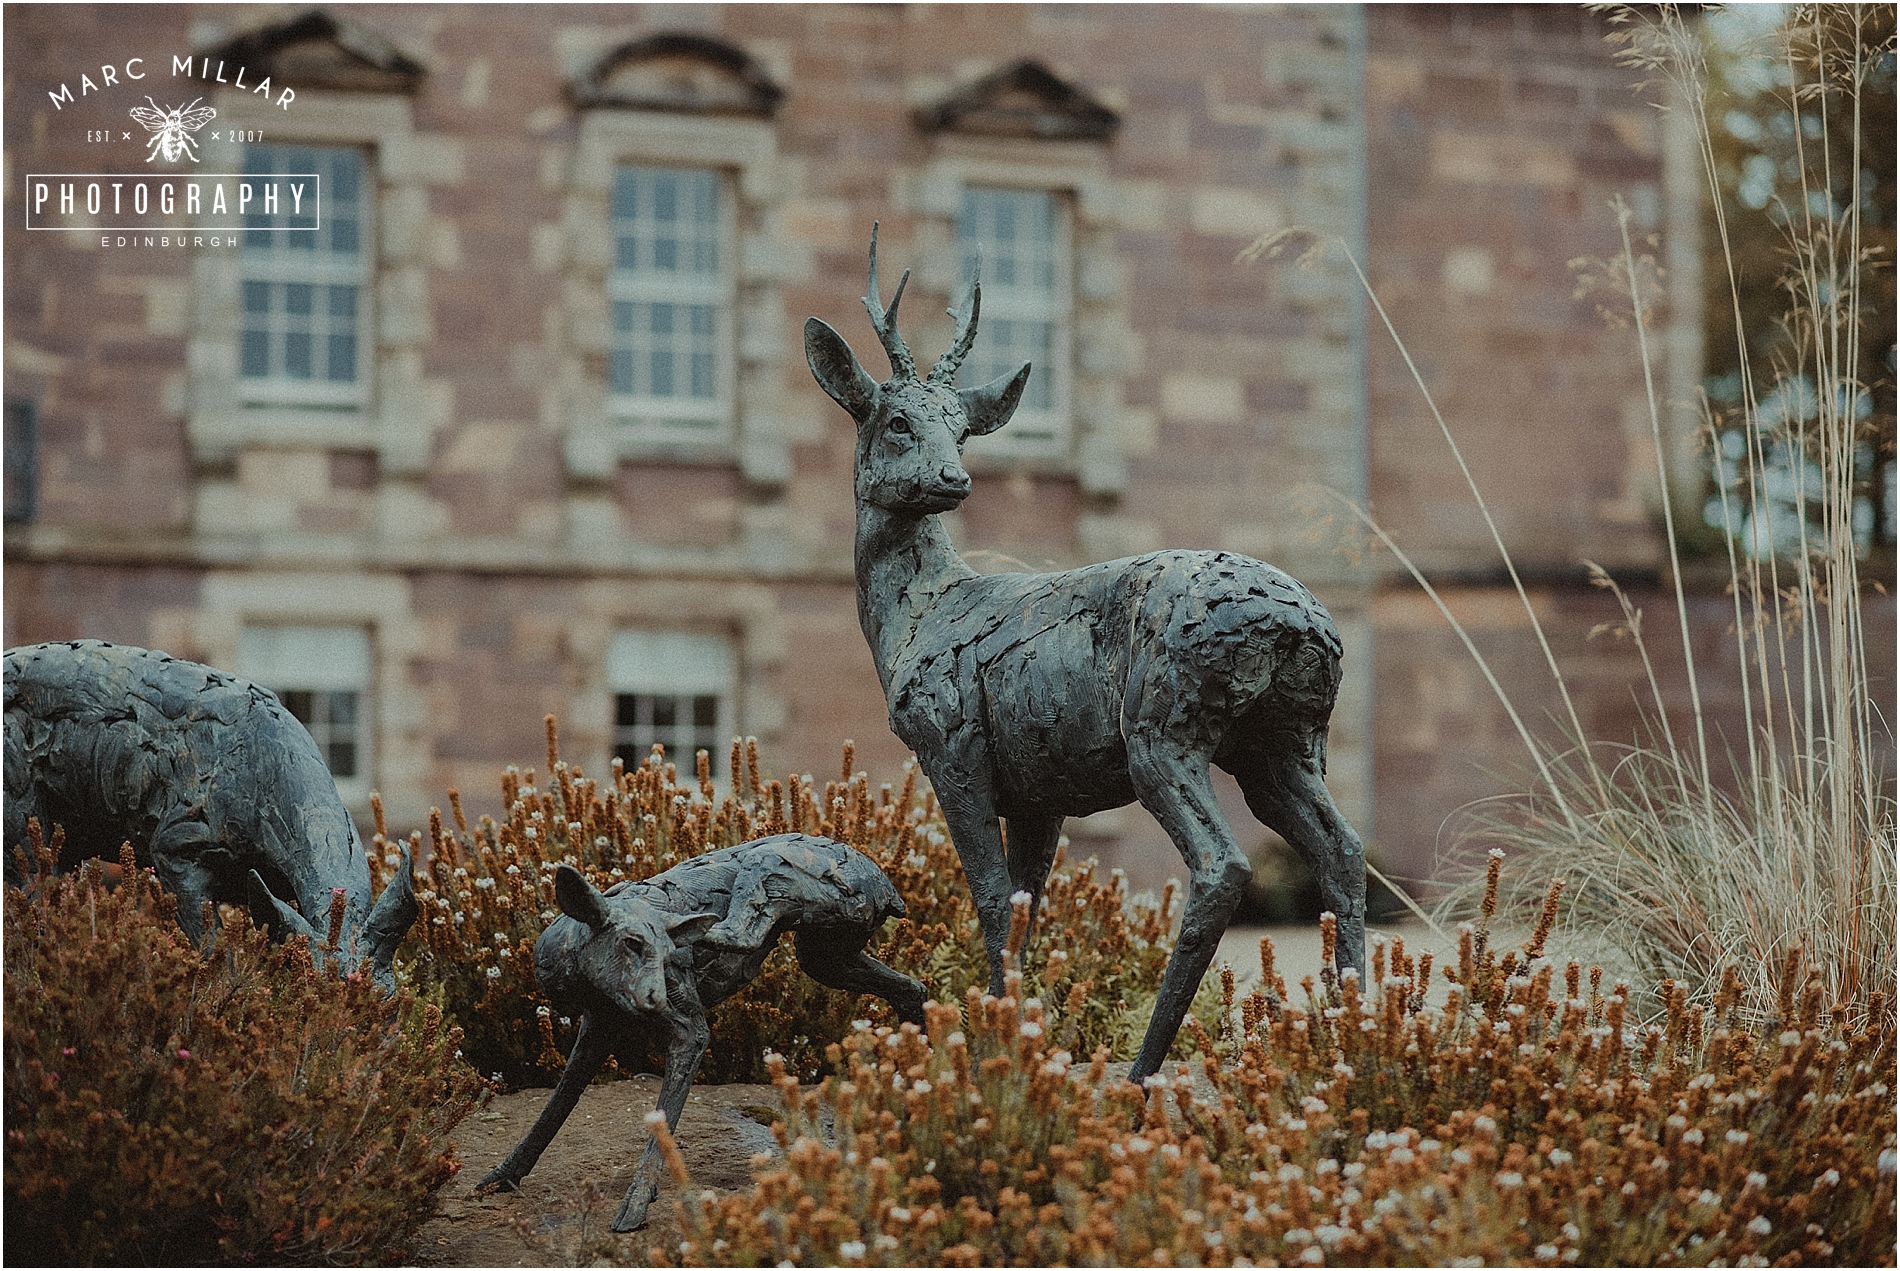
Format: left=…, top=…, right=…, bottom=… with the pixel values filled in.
left=603, top=163, right=739, bottom=438
left=235, top=622, right=375, bottom=804
left=235, top=143, right=376, bottom=411
left=560, top=109, right=792, bottom=486
left=605, top=627, right=738, bottom=784
left=955, top=184, right=1075, bottom=457
left=185, top=90, right=454, bottom=478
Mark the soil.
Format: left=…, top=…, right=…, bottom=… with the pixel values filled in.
left=412, top=1074, right=784, bottom=1268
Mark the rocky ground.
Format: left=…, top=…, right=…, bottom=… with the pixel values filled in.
left=413, top=1074, right=783, bottom=1267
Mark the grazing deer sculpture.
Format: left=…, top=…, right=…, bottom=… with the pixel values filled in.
left=478, top=833, right=925, bottom=1232
left=3, top=640, right=418, bottom=987
left=805, top=225, right=1366, bottom=1080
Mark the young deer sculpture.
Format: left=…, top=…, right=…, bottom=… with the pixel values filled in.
left=805, top=226, right=1367, bottom=1080
left=478, top=833, right=924, bottom=1232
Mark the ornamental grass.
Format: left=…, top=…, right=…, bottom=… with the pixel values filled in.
left=391, top=722, right=1219, bottom=1089
left=618, top=866, right=1893, bottom=1268
left=1419, top=5, right=1895, bottom=1033
left=3, top=823, right=488, bottom=1266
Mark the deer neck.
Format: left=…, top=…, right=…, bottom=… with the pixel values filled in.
left=854, top=501, right=974, bottom=690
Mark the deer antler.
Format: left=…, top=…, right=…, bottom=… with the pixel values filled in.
left=863, top=223, right=916, bottom=380
left=929, top=248, right=981, bottom=386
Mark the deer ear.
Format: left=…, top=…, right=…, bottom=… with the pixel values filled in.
left=958, top=362, right=1032, bottom=438
left=664, top=911, right=719, bottom=944
left=553, top=864, right=614, bottom=931
left=806, top=317, right=878, bottom=421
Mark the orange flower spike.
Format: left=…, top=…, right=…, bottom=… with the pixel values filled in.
left=766, top=779, right=787, bottom=836
left=1525, top=876, right=1565, bottom=960
left=1480, top=847, right=1504, bottom=923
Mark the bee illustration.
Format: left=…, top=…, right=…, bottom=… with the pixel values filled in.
left=129, top=97, right=217, bottom=164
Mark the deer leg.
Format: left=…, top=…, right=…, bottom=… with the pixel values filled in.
left=929, top=775, right=1015, bottom=996
left=1004, top=814, right=1064, bottom=960
left=794, top=927, right=927, bottom=1026
left=613, top=984, right=711, bottom=1232
left=1124, top=733, right=1252, bottom=1083
left=1229, top=745, right=1367, bottom=980
left=479, top=1011, right=616, bottom=1193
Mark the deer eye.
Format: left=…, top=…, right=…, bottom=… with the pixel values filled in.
left=888, top=414, right=913, bottom=436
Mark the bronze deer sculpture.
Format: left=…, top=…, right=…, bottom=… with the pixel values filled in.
left=805, top=226, right=1366, bottom=1080
left=478, top=834, right=925, bottom=1231
left=4, top=640, right=418, bottom=987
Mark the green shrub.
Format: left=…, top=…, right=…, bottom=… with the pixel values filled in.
left=4, top=830, right=488, bottom=1266
left=623, top=877, right=1896, bottom=1268
left=393, top=725, right=1222, bottom=1089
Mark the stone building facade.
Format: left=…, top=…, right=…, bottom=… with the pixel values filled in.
left=12, top=4, right=1876, bottom=894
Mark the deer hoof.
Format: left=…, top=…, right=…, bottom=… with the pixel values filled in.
left=476, top=1167, right=521, bottom=1194
left=612, top=1181, right=659, bottom=1232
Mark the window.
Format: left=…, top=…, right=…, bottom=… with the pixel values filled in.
left=608, top=629, right=734, bottom=777
left=238, top=145, right=372, bottom=409
left=237, top=625, right=372, bottom=791
left=607, top=165, right=733, bottom=437
left=4, top=397, right=36, bottom=524
left=956, top=186, right=1071, bottom=452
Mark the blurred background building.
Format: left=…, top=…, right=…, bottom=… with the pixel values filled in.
left=6, top=4, right=1891, bottom=898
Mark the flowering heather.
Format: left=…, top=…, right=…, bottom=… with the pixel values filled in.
left=621, top=885, right=1894, bottom=1268
left=397, top=724, right=1218, bottom=1087
left=4, top=825, right=487, bottom=1265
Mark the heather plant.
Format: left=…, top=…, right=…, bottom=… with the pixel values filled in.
left=609, top=876, right=1893, bottom=1268
left=4, top=824, right=487, bottom=1266
left=394, top=722, right=1220, bottom=1088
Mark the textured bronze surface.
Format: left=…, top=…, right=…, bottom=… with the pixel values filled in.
left=3, top=639, right=417, bottom=984
left=807, top=227, right=1367, bottom=1082
left=479, top=833, right=924, bottom=1232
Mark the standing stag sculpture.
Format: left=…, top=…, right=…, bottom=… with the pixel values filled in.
left=3, top=640, right=417, bottom=986
left=805, top=226, right=1367, bottom=1080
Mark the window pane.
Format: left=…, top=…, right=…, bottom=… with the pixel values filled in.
left=4, top=397, right=38, bottom=525
left=608, top=165, right=727, bottom=416
left=328, top=739, right=358, bottom=778
left=239, top=143, right=370, bottom=402
left=956, top=186, right=1064, bottom=432
left=241, top=329, right=270, bottom=378
left=692, top=695, right=718, bottom=727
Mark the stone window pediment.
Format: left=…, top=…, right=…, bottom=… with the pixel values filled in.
left=572, top=34, right=785, bottom=118
left=199, top=9, right=427, bottom=95
left=915, top=60, right=1119, bottom=142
